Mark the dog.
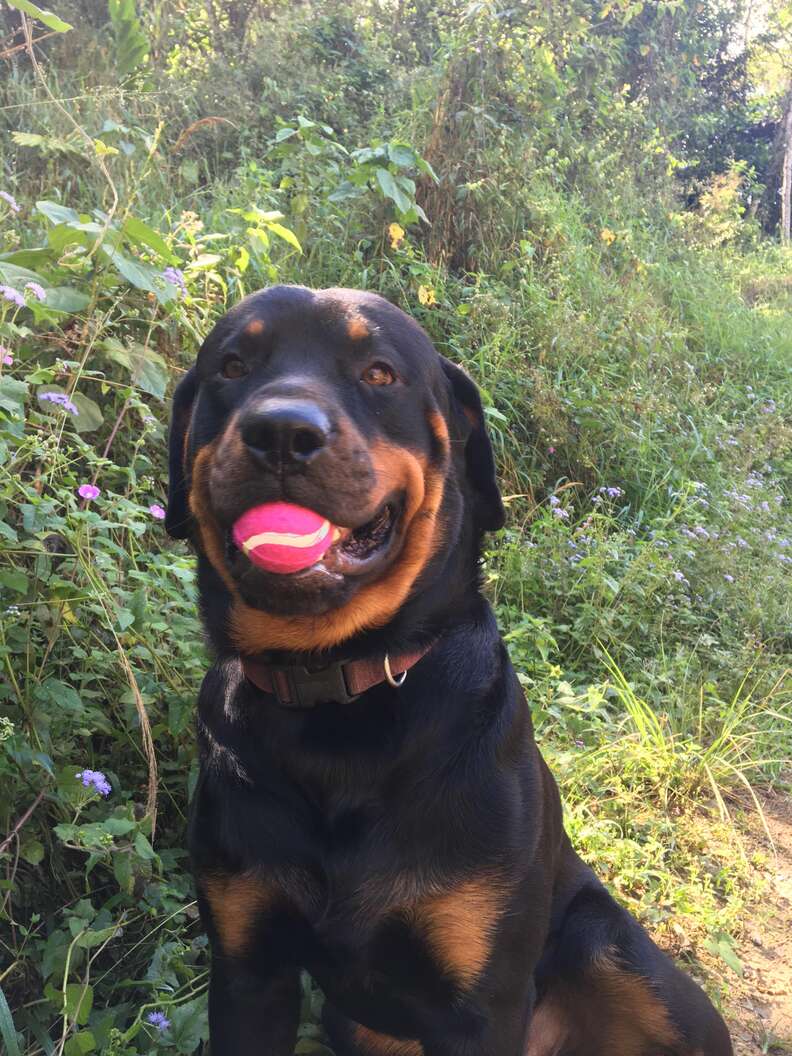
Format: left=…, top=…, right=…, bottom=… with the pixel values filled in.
left=165, top=285, right=733, bottom=1055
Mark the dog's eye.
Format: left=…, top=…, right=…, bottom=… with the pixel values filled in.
left=361, top=363, right=396, bottom=386
left=221, top=356, right=248, bottom=380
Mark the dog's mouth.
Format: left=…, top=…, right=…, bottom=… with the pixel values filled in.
left=225, top=498, right=402, bottom=584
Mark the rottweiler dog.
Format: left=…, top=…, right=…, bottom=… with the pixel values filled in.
left=166, top=285, right=732, bottom=1056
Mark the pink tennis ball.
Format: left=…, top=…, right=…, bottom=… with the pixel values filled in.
left=232, top=502, right=336, bottom=574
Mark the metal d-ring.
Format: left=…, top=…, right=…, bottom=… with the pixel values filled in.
left=383, top=653, right=407, bottom=688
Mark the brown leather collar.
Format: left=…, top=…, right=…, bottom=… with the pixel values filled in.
left=241, top=642, right=435, bottom=709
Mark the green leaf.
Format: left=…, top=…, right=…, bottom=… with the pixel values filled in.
left=108, top=0, right=149, bottom=76
left=41, top=288, right=91, bottom=314
left=64, top=983, right=93, bottom=1026
left=65, top=1031, right=95, bottom=1056
left=386, top=143, right=416, bottom=168
left=133, top=831, right=156, bottom=861
left=100, top=247, right=175, bottom=304
left=0, top=569, right=28, bottom=594
left=704, top=934, right=743, bottom=977
left=122, top=216, right=178, bottom=264
left=187, top=252, right=222, bottom=269
left=0, top=377, right=29, bottom=419
left=68, top=393, right=103, bottom=433
left=374, top=168, right=411, bottom=213
left=7, top=1, right=72, bottom=32
left=0, top=984, right=22, bottom=1056
left=20, top=837, right=45, bottom=865
left=102, top=817, right=135, bottom=836
left=113, top=851, right=133, bottom=894
left=0, top=261, right=48, bottom=288
left=101, top=339, right=169, bottom=399
left=75, top=925, right=119, bottom=949
left=168, top=996, right=209, bottom=1053
left=36, top=200, right=81, bottom=225
left=0, top=247, right=54, bottom=269
left=0, top=520, right=19, bottom=543
left=328, top=180, right=361, bottom=202
left=265, top=222, right=302, bottom=253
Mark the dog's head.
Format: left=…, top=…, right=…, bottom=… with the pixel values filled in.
left=166, top=286, right=504, bottom=653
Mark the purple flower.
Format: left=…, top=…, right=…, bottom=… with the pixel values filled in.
left=0, top=191, right=20, bottom=213
left=574, top=738, right=585, bottom=749
left=40, top=391, right=78, bottom=415
left=78, top=484, right=100, bottom=501
left=553, top=507, right=570, bottom=520
left=162, top=267, right=187, bottom=298
left=547, top=446, right=556, bottom=454
left=149, top=503, right=166, bottom=520
left=0, top=346, right=12, bottom=366
left=146, top=1011, right=171, bottom=1032
left=549, top=495, right=561, bottom=507
left=672, top=570, right=687, bottom=583
left=24, top=282, right=46, bottom=302
left=724, top=574, right=734, bottom=583
left=599, top=486, right=624, bottom=499
left=1, top=285, right=25, bottom=308
left=75, top=769, right=112, bottom=796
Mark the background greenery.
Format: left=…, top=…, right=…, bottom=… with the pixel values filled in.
left=0, top=0, right=791, bottom=1052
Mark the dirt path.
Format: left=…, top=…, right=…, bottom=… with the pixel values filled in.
left=729, top=789, right=792, bottom=1055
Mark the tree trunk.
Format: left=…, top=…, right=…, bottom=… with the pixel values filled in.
left=781, top=84, right=792, bottom=243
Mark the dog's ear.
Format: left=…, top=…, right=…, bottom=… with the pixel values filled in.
left=440, top=357, right=505, bottom=532
left=165, top=367, right=198, bottom=540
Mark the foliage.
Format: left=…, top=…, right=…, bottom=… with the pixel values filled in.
left=0, top=0, right=791, bottom=1052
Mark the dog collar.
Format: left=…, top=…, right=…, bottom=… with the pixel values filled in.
left=241, top=643, right=435, bottom=709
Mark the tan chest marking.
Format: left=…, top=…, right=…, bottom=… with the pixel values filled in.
left=405, top=876, right=506, bottom=989
left=353, top=1024, right=423, bottom=1056
left=200, top=870, right=277, bottom=958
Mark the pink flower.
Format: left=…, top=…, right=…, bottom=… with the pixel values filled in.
left=0, top=346, right=12, bottom=366
left=548, top=446, right=556, bottom=454
left=78, top=484, right=100, bottom=501
left=149, top=503, right=166, bottom=520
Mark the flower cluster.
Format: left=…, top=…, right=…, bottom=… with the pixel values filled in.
left=146, top=1011, right=171, bottom=1032
left=75, top=769, right=112, bottom=796
left=162, top=266, right=187, bottom=298
left=25, top=281, right=46, bottom=302
left=149, top=503, right=166, bottom=520
left=1, top=284, right=24, bottom=308
left=549, top=495, right=570, bottom=520
left=0, top=190, right=20, bottom=213
left=40, top=391, right=78, bottom=415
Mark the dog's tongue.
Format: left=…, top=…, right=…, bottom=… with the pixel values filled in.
left=232, top=502, right=336, bottom=574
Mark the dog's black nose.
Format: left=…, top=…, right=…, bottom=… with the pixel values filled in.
left=239, top=398, right=330, bottom=469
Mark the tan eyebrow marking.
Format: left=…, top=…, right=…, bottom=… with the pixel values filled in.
left=347, top=315, right=370, bottom=341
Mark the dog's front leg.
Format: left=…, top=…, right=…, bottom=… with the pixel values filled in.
left=197, top=869, right=301, bottom=1055
left=208, top=955, right=300, bottom=1055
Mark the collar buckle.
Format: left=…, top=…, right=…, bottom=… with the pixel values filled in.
left=268, top=660, right=358, bottom=709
